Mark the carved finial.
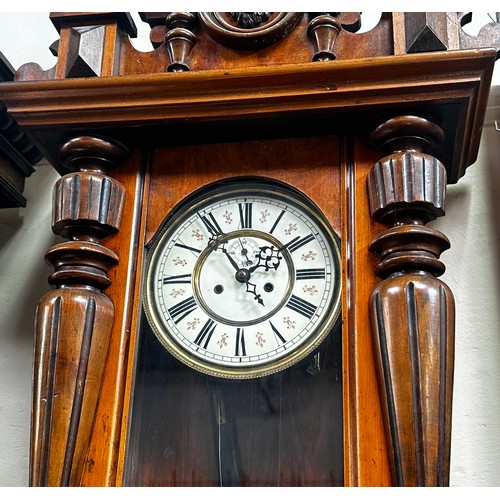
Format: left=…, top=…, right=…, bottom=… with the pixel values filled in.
left=307, top=13, right=342, bottom=61
left=164, top=12, right=197, bottom=72
left=367, top=115, right=450, bottom=278
left=367, top=113, right=455, bottom=487
left=32, top=132, right=129, bottom=486
left=307, top=13, right=362, bottom=61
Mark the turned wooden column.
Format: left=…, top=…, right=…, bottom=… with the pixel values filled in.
left=31, top=136, right=128, bottom=486
left=366, top=116, right=455, bottom=486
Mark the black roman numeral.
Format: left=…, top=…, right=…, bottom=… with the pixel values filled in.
left=168, top=296, right=197, bottom=324
left=269, top=209, right=285, bottom=234
left=286, top=294, right=317, bottom=319
left=194, top=318, right=217, bottom=349
left=235, top=328, right=246, bottom=357
left=199, top=212, right=223, bottom=237
left=162, top=273, right=192, bottom=285
left=269, top=321, right=286, bottom=344
left=238, top=202, right=253, bottom=228
left=287, top=233, right=315, bottom=253
left=296, top=268, right=326, bottom=280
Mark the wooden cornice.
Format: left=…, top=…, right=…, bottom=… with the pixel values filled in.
left=0, top=48, right=496, bottom=182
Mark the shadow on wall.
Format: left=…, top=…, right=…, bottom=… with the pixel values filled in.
left=0, top=164, right=62, bottom=346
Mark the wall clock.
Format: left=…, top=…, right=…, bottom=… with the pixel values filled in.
left=143, top=177, right=342, bottom=379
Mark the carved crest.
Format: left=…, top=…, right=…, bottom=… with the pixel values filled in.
left=229, top=12, right=272, bottom=29
left=198, top=12, right=303, bottom=49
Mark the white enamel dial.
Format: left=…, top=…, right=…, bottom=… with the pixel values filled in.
left=143, top=179, right=341, bottom=379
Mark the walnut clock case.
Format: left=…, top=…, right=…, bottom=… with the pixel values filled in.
left=0, top=12, right=498, bottom=487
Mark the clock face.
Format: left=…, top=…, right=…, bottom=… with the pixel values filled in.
left=143, top=178, right=341, bottom=378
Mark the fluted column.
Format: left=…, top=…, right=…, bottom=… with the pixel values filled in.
left=30, top=136, right=128, bottom=486
left=367, top=116, right=455, bottom=486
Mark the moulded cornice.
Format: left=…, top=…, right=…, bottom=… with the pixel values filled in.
left=0, top=48, right=496, bottom=182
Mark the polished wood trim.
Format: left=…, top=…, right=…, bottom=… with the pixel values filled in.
left=342, top=138, right=392, bottom=486
left=114, top=151, right=152, bottom=486
left=78, top=151, right=147, bottom=486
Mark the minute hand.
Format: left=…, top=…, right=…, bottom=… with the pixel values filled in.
left=276, top=235, right=300, bottom=253
left=220, top=244, right=240, bottom=271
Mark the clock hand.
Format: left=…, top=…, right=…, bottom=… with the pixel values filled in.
left=245, top=280, right=264, bottom=306
left=217, top=243, right=265, bottom=306
left=247, top=236, right=301, bottom=274
left=219, top=243, right=240, bottom=271
left=277, top=235, right=300, bottom=253
left=208, top=233, right=228, bottom=250
left=247, top=248, right=279, bottom=273
left=216, top=236, right=301, bottom=307
left=238, top=237, right=253, bottom=266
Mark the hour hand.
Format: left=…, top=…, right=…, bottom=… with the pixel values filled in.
left=245, top=280, right=264, bottom=306
left=200, top=213, right=227, bottom=247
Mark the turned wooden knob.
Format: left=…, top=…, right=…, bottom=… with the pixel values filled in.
left=59, top=135, right=129, bottom=173
left=369, top=115, right=444, bottom=155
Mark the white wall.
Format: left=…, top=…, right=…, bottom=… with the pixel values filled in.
left=0, top=12, right=499, bottom=487
left=437, top=122, right=500, bottom=486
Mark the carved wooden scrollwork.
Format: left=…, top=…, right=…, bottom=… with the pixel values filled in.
left=31, top=136, right=128, bottom=486
left=367, top=116, right=455, bottom=486
left=229, top=12, right=271, bottom=29
left=459, top=12, right=500, bottom=58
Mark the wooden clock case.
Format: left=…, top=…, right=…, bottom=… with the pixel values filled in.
left=0, top=12, right=499, bottom=486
